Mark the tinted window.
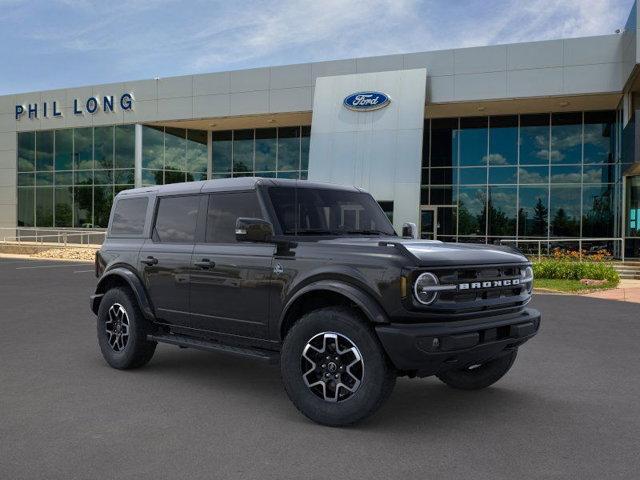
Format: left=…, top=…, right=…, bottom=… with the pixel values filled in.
left=268, top=187, right=396, bottom=236
left=206, top=192, right=263, bottom=243
left=110, top=197, right=148, bottom=235
left=154, top=195, right=200, bottom=243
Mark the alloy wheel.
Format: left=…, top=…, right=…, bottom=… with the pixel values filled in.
left=301, top=332, right=364, bottom=402
left=105, top=303, right=130, bottom=352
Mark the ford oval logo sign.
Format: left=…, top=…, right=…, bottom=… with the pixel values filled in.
left=343, top=91, right=390, bottom=111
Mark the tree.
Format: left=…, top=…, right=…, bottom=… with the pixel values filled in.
left=532, top=198, right=548, bottom=236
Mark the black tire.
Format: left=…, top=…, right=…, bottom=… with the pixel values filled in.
left=97, top=287, right=157, bottom=370
left=280, top=306, right=396, bottom=427
left=436, top=349, right=518, bottom=390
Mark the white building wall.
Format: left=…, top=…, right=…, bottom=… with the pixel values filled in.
left=308, top=69, right=427, bottom=232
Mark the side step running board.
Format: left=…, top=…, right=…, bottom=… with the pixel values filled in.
left=147, top=333, right=280, bottom=364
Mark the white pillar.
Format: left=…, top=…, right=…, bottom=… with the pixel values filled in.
left=134, top=124, right=143, bottom=187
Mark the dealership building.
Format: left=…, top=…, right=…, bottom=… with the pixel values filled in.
left=4, top=3, right=640, bottom=257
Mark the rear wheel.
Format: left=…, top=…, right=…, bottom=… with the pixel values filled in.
left=280, top=307, right=396, bottom=427
left=436, top=349, right=518, bottom=390
left=97, top=287, right=157, bottom=369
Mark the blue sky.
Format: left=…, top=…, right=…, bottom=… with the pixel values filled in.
left=0, top=0, right=635, bottom=95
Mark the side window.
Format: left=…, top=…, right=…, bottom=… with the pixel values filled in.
left=110, top=197, right=148, bottom=236
left=154, top=195, right=200, bottom=243
left=206, top=192, right=263, bottom=243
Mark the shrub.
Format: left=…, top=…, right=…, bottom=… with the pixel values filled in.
left=533, top=259, right=619, bottom=285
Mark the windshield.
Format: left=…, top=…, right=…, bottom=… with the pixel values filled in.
left=268, top=186, right=396, bottom=236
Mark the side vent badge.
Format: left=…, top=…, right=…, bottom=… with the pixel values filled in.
left=273, top=264, right=284, bottom=275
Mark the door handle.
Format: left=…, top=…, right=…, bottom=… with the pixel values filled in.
left=194, top=259, right=215, bottom=269
left=141, top=256, right=158, bottom=266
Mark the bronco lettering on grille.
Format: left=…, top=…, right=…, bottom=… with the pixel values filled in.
left=458, top=278, right=521, bottom=290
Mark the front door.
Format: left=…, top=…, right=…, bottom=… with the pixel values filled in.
left=189, top=191, right=273, bottom=339
left=139, top=194, right=200, bottom=326
left=420, top=207, right=437, bottom=239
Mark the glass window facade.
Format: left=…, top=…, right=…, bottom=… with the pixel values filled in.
left=211, top=127, right=310, bottom=180
left=422, top=111, right=619, bottom=243
left=141, top=126, right=208, bottom=185
left=17, top=125, right=135, bottom=228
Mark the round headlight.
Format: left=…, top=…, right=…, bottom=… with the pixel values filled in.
left=413, top=272, right=440, bottom=305
left=521, top=266, right=533, bottom=293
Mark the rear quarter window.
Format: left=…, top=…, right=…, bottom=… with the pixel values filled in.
left=109, top=197, right=149, bottom=236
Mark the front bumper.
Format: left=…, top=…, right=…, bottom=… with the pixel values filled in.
left=376, top=308, right=540, bottom=377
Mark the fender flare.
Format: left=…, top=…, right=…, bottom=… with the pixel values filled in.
left=91, top=267, right=155, bottom=320
left=279, top=280, right=389, bottom=336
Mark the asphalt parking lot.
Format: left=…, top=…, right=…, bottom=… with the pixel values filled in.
left=1, top=257, right=639, bottom=480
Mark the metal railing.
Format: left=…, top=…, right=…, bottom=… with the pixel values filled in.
left=498, top=238, right=624, bottom=261
left=0, top=227, right=106, bottom=247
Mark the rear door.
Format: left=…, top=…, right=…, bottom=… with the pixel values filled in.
left=139, top=194, right=201, bottom=327
left=189, top=191, right=274, bottom=338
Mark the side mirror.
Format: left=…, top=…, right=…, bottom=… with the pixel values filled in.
left=402, top=222, right=418, bottom=239
left=235, top=217, right=274, bottom=243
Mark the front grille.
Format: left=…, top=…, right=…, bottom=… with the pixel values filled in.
left=421, top=264, right=530, bottom=317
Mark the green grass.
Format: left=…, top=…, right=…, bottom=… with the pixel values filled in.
left=534, top=278, right=618, bottom=293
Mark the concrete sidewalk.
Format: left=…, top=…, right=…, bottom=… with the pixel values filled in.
left=582, top=279, right=640, bottom=303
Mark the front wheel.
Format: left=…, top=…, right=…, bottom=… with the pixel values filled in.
left=436, top=349, right=518, bottom=390
left=280, top=307, right=396, bottom=427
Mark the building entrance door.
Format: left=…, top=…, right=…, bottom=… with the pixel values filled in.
left=420, top=207, right=437, bottom=239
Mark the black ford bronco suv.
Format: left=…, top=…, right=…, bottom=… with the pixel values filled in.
left=91, top=177, right=540, bottom=426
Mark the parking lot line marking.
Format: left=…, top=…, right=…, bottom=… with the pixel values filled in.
left=73, top=269, right=95, bottom=273
left=16, top=263, right=89, bottom=270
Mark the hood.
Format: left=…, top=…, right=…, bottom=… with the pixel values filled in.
left=316, top=236, right=528, bottom=267
left=398, top=240, right=527, bottom=266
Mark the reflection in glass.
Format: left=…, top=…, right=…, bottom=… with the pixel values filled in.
left=488, top=116, right=517, bottom=166
left=74, top=128, right=93, bottom=170
left=233, top=129, right=253, bottom=173
left=164, top=128, right=186, bottom=172
left=278, top=127, right=300, bottom=171
left=458, top=187, right=486, bottom=236
left=488, top=186, right=517, bottom=236
left=17, top=188, right=34, bottom=226
left=115, top=125, right=135, bottom=169
left=35, top=187, right=53, bottom=227
left=212, top=131, right=232, bottom=174
left=583, top=184, right=614, bottom=237
left=518, top=186, right=548, bottom=237
left=430, top=186, right=456, bottom=205
left=301, top=126, right=311, bottom=171
left=142, top=126, right=164, bottom=170
left=520, top=114, right=549, bottom=165
left=519, top=166, right=548, bottom=184
left=18, top=132, right=35, bottom=172
left=584, top=165, right=614, bottom=184
left=74, top=186, right=92, bottom=227
left=94, top=126, right=114, bottom=169
left=551, top=113, right=581, bottom=164
left=55, top=129, right=73, bottom=171
left=94, top=186, right=113, bottom=228
left=459, top=167, right=486, bottom=185
left=488, top=167, right=517, bottom=184
left=36, top=130, right=54, bottom=171
left=186, top=130, right=208, bottom=177
left=550, top=165, right=581, bottom=183
left=459, top=117, right=487, bottom=167
left=584, top=111, right=615, bottom=164
left=255, top=128, right=276, bottom=171
left=550, top=185, right=580, bottom=237
left=55, top=187, right=73, bottom=227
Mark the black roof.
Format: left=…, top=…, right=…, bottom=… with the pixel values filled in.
left=116, top=177, right=363, bottom=198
